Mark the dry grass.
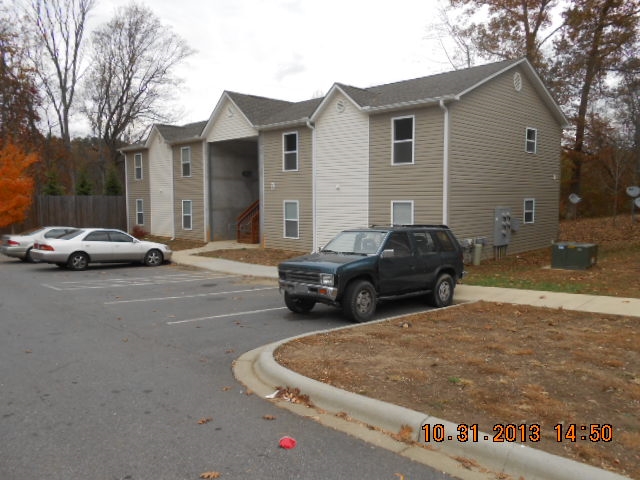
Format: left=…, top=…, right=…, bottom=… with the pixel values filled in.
left=275, top=302, right=640, bottom=478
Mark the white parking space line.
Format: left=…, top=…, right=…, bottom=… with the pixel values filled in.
left=41, top=273, right=237, bottom=291
left=105, top=286, right=277, bottom=304
left=167, top=307, right=288, bottom=325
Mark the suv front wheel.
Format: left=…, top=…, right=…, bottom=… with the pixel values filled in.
left=284, top=292, right=316, bottom=314
left=343, top=280, right=376, bottom=322
left=428, top=273, right=454, bottom=308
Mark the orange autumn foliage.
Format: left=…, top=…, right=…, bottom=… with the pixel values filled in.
left=0, top=142, right=39, bottom=228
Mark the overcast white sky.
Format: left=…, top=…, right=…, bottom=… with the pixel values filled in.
left=89, top=0, right=457, bottom=128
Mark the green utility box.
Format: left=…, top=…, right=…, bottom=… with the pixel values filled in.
left=551, top=242, right=598, bottom=270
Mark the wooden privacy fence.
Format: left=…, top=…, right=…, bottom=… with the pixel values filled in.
left=0, top=195, right=127, bottom=235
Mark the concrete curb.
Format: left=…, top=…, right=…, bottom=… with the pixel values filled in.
left=238, top=328, right=630, bottom=480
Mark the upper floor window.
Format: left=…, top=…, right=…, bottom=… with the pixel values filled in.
left=181, top=147, right=191, bottom=177
left=134, top=153, right=143, bottom=180
left=283, top=132, right=298, bottom=171
left=392, top=116, right=414, bottom=164
left=525, top=128, right=537, bottom=154
left=524, top=198, right=535, bottom=223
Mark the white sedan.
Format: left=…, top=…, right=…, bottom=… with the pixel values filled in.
left=1, top=226, right=78, bottom=262
left=32, top=228, right=173, bottom=270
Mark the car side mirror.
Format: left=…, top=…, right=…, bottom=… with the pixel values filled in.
left=381, top=249, right=395, bottom=258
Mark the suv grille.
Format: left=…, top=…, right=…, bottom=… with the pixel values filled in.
left=283, top=270, right=320, bottom=284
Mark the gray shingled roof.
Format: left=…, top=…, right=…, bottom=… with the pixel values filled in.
left=336, top=59, right=520, bottom=109
left=155, top=120, right=207, bottom=143
left=225, top=92, right=294, bottom=126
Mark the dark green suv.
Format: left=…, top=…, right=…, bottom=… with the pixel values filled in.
left=278, top=225, right=465, bottom=322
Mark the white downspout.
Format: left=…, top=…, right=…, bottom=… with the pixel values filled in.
left=439, top=99, right=450, bottom=226
left=307, top=119, right=317, bottom=252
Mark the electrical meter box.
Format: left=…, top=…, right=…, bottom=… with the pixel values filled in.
left=493, top=207, right=512, bottom=247
left=551, top=242, right=598, bottom=270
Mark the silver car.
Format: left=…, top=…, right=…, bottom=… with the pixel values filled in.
left=1, top=226, right=78, bottom=262
left=31, top=228, right=173, bottom=270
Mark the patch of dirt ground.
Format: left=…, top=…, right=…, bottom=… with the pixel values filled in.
left=275, top=301, right=640, bottom=479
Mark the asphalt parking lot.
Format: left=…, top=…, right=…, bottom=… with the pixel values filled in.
left=1, top=258, right=454, bottom=480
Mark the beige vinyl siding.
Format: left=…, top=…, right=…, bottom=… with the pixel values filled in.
left=369, top=108, right=444, bottom=226
left=447, top=67, right=561, bottom=255
left=125, top=150, right=150, bottom=233
left=262, top=128, right=313, bottom=251
left=173, top=140, right=206, bottom=241
left=206, top=97, right=258, bottom=142
left=148, top=131, right=174, bottom=237
left=314, top=93, right=369, bottom=249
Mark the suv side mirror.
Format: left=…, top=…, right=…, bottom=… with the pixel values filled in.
left=381, top=249, right=395, bottom=259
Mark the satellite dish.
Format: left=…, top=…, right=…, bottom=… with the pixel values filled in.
left=635, top=197, right=640, bottom=208
left=627, top=186, right=640, bottom=198
left=568, top=193, right=582, bottom=204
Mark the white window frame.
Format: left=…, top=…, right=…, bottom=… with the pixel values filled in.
left=525, top=127, right=537, bottom=154
left=391, top=200, right=414, bottom=225
left=134, top=153, right=143, bottom=180
left=135, top=199, right=144, bottom=225
left=181, top=147, right=191, bottom=177
left=524, top=198, right=535, bottom=224
left=283, top=132, right=298, bottom=171
left=182, top=200, right=193, bottom=230
left=283, top=200, right=299, bottom=239
left=392, top=116, right=415, bottom=165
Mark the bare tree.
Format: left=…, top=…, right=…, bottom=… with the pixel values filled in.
left=425, top=5, right=478, bottom=70
left=552, top=0, right=639, bottom=216
left=82, top=2, right=194, bottom=170
left=447, top=0, right=565, bottom=71
left=24, top=0, right=95, bottom=149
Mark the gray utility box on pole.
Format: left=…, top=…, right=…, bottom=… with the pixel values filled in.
left=551, top=242, right=598, bottom=270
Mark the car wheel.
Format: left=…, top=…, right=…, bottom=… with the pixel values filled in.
left=144, top=249, right=163, bottom=266
left=67, top=252, right=89, bottom=271
left=22, top=248, right=34, bottom=263
left=284, top=292, right=316, bottom=314
left=428, top=273, right=454, bottom=308
left=343, top=280, right=376, bottom=323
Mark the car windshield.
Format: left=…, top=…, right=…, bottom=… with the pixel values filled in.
left=322, top=231, right=387, bottom=255
left=59, top=230, right=85, bottom=240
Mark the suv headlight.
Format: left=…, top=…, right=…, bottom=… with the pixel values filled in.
left=320, top=273, right=334, bottom=286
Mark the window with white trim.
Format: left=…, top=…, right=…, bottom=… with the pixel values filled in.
left=181, top=147, right=191, bottom=177
left=525, top=128, right=537, bottom=154
left=134, top=153, right=142, bottom=180
left=283, top=132, right=298, bottom=171
left=182, top=200, right=192, bottom=230
left=392, top=116, right=414, bottom=164
left=524, top=198, right=535, bottom=223
left=284, top=201, right=299, bottom=238
left=136, top=199, right=144, bottom=225
left=391, top=201, right=414, bottom=225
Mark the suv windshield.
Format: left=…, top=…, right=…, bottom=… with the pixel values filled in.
left=322, top=230, right=387, bottom=255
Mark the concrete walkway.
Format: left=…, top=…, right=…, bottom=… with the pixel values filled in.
left=172, top=243, right=637, bottom=480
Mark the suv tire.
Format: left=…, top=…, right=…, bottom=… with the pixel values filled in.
left=428, top=273, right=454, bottom=308
left=284, top=292, right=316, bottom=313
left=343, top=280, right=376, bottom=322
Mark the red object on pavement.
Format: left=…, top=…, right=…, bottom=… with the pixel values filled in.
left=279, top=436, right=297, bottom=449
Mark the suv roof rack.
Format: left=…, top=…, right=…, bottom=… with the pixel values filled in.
left=368, top=224, right=450, bottom=229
